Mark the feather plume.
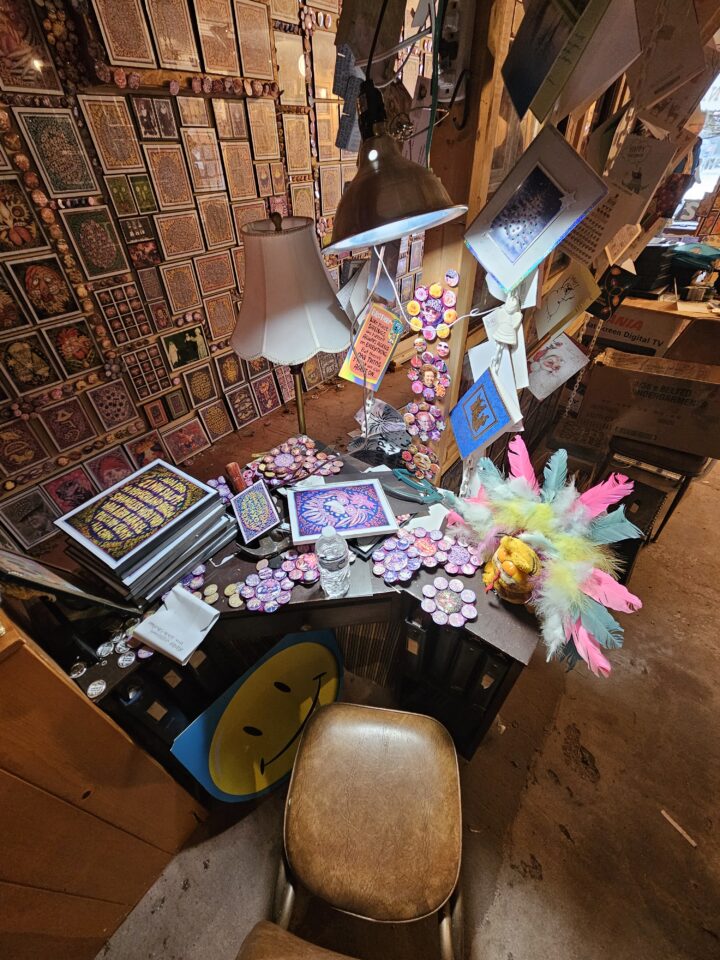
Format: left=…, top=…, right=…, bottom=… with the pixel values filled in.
left=589, top=507, right=644, bottom=544
left=542, top=449, right=568, bottom=503
left=475, top=457, right=506, bottom=494
left=507, top=436, right=540, bottom=494
left=570, top=618, right=612, bottom=677
left=519, top=530, right=558, bottom=557
left=540, top=608, right=568, bottom=659
left=581, top=569, right=642, bottom=612
left=576, top=473, right=634, bottom=520
left=577, top=598, right=624, bottom=649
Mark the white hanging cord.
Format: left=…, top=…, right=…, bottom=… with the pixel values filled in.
left=373, top=244, right=411, bottom=327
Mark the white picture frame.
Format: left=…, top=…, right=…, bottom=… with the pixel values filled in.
left=464, top=125, right=607, bottom=293
left=287, top=479, right=398, bottom=545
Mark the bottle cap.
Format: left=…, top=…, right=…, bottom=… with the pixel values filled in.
left=322, top=526, right=335, bottom=537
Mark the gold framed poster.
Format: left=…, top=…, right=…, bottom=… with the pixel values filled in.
left=195, top=0, right=240, bottom=75
left=197, top=193, right=236, bottom=249
left=282, top=114, right=311, bottom=175
left=270, top=0, right=299, bottom=23
left=160, top=261, right=202, bottom=314
left=154, top=211, right=206, bottom=260
left=290, top=181, right=315, bottom=219
left=232, top=200, right=267, bottom=237
left=90, top=0, right=156, bottom=68
left=145, top=0, right=201, bottom=71
left=315, top=101, right=340, bottom=161
left=312, top=29, right=338, bottom=100
left=143, top=143, right=194, bottom=210
left=194, top=251, right=236, bottom=295
left=319, top=163, right=341, bottom=216
left=213, top=99, right=248, bottom=139
left=246, top=99, right=280, bottom=161
left=181, top=128, right=226, bottom=192
left=234, top=0, right=274, bottom=81
left=13, top=108, right=100, bottom=199
left=177, top=96, right=209, bottom=127
left=78, top=96, right=144, bottom=173
left=255, top=162, right=272, bottom=197
left=221, top=141, right=258, bottom=201
left=270, top=161, right=285, bottom=195
left=274, top=31, right=307, bottom=106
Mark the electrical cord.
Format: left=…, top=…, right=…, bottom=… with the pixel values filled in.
left=366, top=0, right=391, bottom=80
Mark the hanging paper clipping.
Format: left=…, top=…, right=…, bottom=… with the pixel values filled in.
left=339, top=303, right=404, bottom=391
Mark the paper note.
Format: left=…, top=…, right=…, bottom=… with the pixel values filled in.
left=339, top=303, right=404, bottom=390
left=132, top=585, right=219, bottom=665
left=528, top=333, right=589, bottom=400
left=533, top=263, right=600, bottom=341
left=560, top=183, right=645, bottom=266
left=606, top=134, right=676, bottom=207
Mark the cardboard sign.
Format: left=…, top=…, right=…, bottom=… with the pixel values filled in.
left=339, top=303, right=404, bottom=391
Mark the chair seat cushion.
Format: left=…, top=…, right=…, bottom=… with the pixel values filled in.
left=284, top=703, right=461, bottom=922
left=237, top=922, right=357, bottom=960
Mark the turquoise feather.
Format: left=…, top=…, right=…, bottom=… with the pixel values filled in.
left=577, top=598, right=624, bottom=649
left=542, top=449, right=568, bottom=503
left=476, top=457, right=506, bottom=492
left=588, top=507, right=644, bottom=544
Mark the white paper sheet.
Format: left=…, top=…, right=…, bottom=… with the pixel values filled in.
left=132, top=585, right=219, bottom=665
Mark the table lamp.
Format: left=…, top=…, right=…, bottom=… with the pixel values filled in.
left=231, top=215, right=352, bottom=434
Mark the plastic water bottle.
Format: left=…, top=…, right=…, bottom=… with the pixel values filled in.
left=316, top=526, right=350, bottom=598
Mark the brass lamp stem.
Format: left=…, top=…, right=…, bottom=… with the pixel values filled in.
left=289, top=363, right=306, bottom=434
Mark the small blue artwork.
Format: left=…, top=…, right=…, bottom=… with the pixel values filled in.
left=230, top=479, right=280, bottom=544
left=450, top=369, right=511, bottom=459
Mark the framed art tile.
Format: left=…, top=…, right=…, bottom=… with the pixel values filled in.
left=409, top=236, right=424, bottom=272
left=145, top=0, right=201, bottom=71
left=232, top=199, right=267, bottom=237
left=327, top=265, right=339, bottom=288
left=181, top=127, right=225, bottom=192
left=270, top=161, right=285, bottom=195
left=274, top=31, right=306, bottom=106
left=154, top=98, right=179, bottom=139
left=86, top=380, right=137, bottom=430
left=0, top=332, right=62, bottom=395
left=214, top=351, right=245, bottom=389
left=161, top=418, right=211, bottom=463
left=0, top=488, right=58, bottom=549
left=231, top=479, right=280, bottom=544
left=0, top=146, right=10, bottom=172
left=128, top=173, right=158, bottom=213
left=122, top=343, right=172, bottom=400
left=0, top=264, right=32, bottom=336
left=205, top=291, right=237, bottom=339
left=226, top=383, right=259, bottom=430
left=163, top=386, right=189, bottom=420
left=90, top=0, right=156, bottom=68
left=195, top=251, right=236, bottom=295
left=399, top=274, right=414, bottom=303
left=143, top=143, right=193, bottom=210
left=143, top=398, right=169, bottom=428
left=250, top=371, right=282, bottom=416
left=234, top=0, right=274, bottom=81
left=183, top=363, right=218, bottom=406
left=40, top=397, right=96, bottom=452
left=270, top=0, right=300, bottom=24
left=132, top=96, right=161, bottom=138
left=302, top=354, right=323, bottom=390
left=197, top=193, right=236, bottom=249
left=125, top=429, right=168, bottom=469
left=247, top=356, right=270, bottom=378
left=105, top=175, right=137, bottom=216
left=78, top=95, right=144, bottom=173
left=0, top=3, right=62, bottom=95
left=161, top=324, right=210, bottom=371
left=341, top=161, right=356, bottom=189
left=0, top=419, right=49, bottom=475
left=246, top=98, right=280, bottom=160
left=282, top=114, right=312, bottom=175
left=43, top=318, right=101, bottom=377
left=0, top=175, right=47, bottom=259
left=127, top=239, right=161, bottom=269
left=268, top=195, right=289, bottom=217
left=316, top=101, right=340, bottom=161
left=199, top=398, right=234, bottom=441
left=148, top=298, right=174, bottom=331
left=319, top=163, right=341, bottom=216
left=213, top=99, right=247, bottom=138
left=290, top=181, right=315, bottom=219
left=160, top=261, right=202, bottom=313
left=59, top=206, right=129, bottom=280
left=231, top=246, right=245, bottom=290
left=312, top=29, right=338, bottom=100
left=154, top=210, right=205, bottom=260
left=196, top=0, right=240, bottom=75
left=275, top=364, right=295, bottom=402
left=288, top=480, right=397, bottom=545
left=318, top=351, right=339, bottom=380
left=119, top=215, right=155, bottom=244
left=177, top=96, right=209, bottom=127
left=42, top=466, right=96, bottom=514
left=221, top=141, right=257, bottom=201
left=255, top=162, right=273, bottom=197
left=13, top=108, right=100, bottom=198
left=85, top=447, right=135, bottom=490
left=137, top=266, right=164, bottom=302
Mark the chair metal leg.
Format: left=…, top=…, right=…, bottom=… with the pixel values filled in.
left=439, top=887, right=463, bottom=960
left=272, top=854, right=296, bottom=930
left=651, top=476, right=691, bottom=543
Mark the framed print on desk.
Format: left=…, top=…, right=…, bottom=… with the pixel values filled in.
left=287, top=479, right=398, bottom=545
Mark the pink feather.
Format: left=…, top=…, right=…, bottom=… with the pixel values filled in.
left=581, top=569, right=642, bottom=613
left=570, top=618, right=612, bottom=678
left=576, top=473, right=634, bottom=519
left=446, top=510, right=464, bottom=526
left=507, top=436, right=540, bottom=494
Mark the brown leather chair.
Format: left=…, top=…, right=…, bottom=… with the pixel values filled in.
left=252, top=701, right=463, bottom=960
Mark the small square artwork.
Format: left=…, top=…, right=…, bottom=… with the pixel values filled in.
left=232, top=200, right=267, bottom=237
left=43, top=319, right=101, bottom=377
left=42, top=467, right=96, bottom=513
left=90, top=0, right=156, bottom=68
left=246, top=356, right=270, bottom=378
left=288, top=480, right=398, bottom=545
left=0, top=264, right=32, bottom=335
left=341, top=162, right=356, bottom=189
left=13, top=108, right=100, bottom=198
left=154, top=210, right=205, bottom=260
left=163, top=387, right=189, bottom=420
left=182, top=127, right=225, bottom=192
left=268, top=195, right=289, bottom=217
left=123, top=343, right=172, bottom=400
left=246, top=98, right=280, bottom=160
left=85, top=447, right=135, bottom=490
left=143, top=398, right=169, bottom=428
left=0, top=333, right=62, bottom=395
left=177, top=96, right=209, bottom=127
left=409, top=237, right=424, bottom=272
left=183, top=363, right=218, bottom=406
left=0, top=488, right=58, bottom=549
left=124, top=430, right=168, bottom=469
left=6, top=254, right=80, bottom=322
left=450, top=369, right=511, bottom=459
left=234, top=0, right=274, bottom=81
left=528, top=333, right=589, bottom=401
left=0, top=178, right=45, bottom=260
left=40, top=397, right=96, bottom=452
left=161, top=418, right=211, bottom=463
left=128, top=174, right=158, bottom=213
left=205, top=291, right=237, bottom=339
left=318, top=351, right=339, bottom=381
left=86, top=380, right=137, bottom=431
left=226, top=384, right=259, bottom=429
left=59, top=206, right=129, bottom=280
left=96, top=282, right=153, bottom=346
left=290, top=181, right=315, bottom=219
left=319, top=163, right=341, bottom=216
left=221, top=141, right=257, bottom=200
left=400, top=274, right=414, bottom=302
left=275, top=364, right=295, bottom=402
left=161, top=325, right=210, bottom=371
left=198, top=398, right=234, bottom=440
left=154, top=97, right=179, bottom=138
left=282, top=114, right=312, bottom=175
left=231, top=479, right=280, bottom=544
left=255, top=162, right=272, bottom=197
left=148, top=299, right=174, bottom=331
left=302, top=355, right=323, bottom=390
left=213, top=99, right=248, bottom=138
left=119, top=215, right=155, bottom=244
left=250, top=371, right=282, bottom=415
left=0, top=419, right=49, bottom=475
left=215, top=351, right=245, bottom=389
left=489, top=165, right=563, bottom=264
left=143, top=143, right=194, bottom=210
left=197, top=193, right=236, bottom=248
left=195, top=251, right=236, bottom=294
left=270, top=161, right=285, bottom=195
left=316, top=101, right=340, bottom=161
left=78, top=95, right=144, bottom=173
left=127, top=239, right=162, bottom=269
left=105, top=175, right=137, bottom=216
left=132, top=96, right=161, bottom=138
left=160, top=261, right=202, bottom=313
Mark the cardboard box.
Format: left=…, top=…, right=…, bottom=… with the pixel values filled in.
left=584, top=300, right=691, bottom=356
left=553, top=348, right=720, bottom=458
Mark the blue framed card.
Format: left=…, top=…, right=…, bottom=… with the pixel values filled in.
left=230, top=479, right=280, bottom=544
left=450, top=369, right=512, bottom=459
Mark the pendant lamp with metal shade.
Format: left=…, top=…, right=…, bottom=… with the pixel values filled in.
left=231, top=215, right=351, bottom=434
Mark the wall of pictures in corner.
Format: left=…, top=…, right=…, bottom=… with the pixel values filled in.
left=0, top=0, right=431, bottom=553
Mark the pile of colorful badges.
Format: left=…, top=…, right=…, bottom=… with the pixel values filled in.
left=224, top=550, right=320, bottom=613
left=421, top=577, right=478, bottom=627
left=244, top=435, right=344, bottom=488
left=371, top=527, right=483, bottom=585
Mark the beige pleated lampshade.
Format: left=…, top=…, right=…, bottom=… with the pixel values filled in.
left=231, top=217, right=351, bottom=365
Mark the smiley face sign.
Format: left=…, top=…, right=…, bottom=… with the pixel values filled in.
left=172, top=631, right=342, bottom=801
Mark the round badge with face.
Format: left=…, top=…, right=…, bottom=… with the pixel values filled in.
left=171, top=632, right=342, bottom=801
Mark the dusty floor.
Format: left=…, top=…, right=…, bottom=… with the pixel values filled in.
left=98, top=466, right=720, bottom=960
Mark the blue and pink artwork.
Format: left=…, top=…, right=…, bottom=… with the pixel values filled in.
left=230, top=479, right=280, bottom=544
left=287, top=479, right=398, bottom=544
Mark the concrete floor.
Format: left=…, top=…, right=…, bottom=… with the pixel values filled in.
left=98, top=468, right=720, bottom=960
